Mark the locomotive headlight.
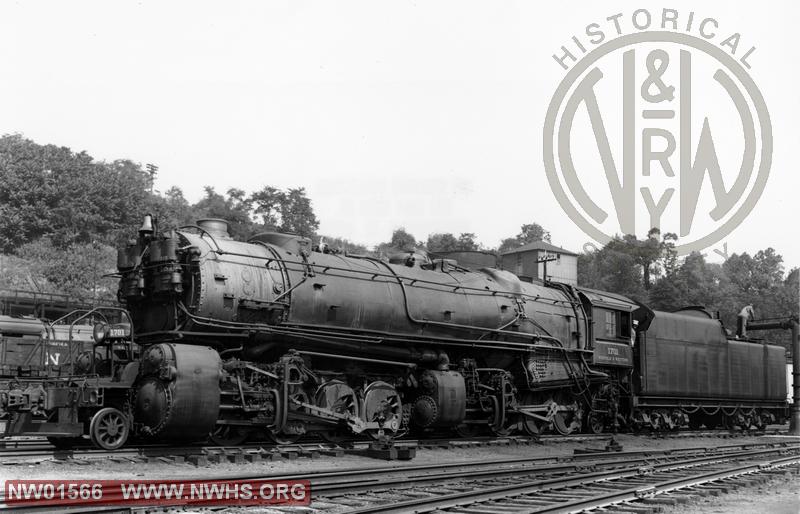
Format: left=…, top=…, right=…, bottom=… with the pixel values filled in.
left=93, top=322, right=109, bottom=344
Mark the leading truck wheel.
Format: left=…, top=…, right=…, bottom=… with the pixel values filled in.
left=90, top=408, right=130, bottom=450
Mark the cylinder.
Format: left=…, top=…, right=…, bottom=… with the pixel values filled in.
left=134, top=343, right=221, bottom=440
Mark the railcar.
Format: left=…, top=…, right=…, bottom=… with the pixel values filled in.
left=0, top=315, right=95, bottom=377
left=0, top=309, right=138, bottom=448
left=631, top=307, right=787, bottom=430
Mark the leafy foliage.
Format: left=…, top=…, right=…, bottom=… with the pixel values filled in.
left=373, top=228, right=421, bottom=257
left=0, top=134, right=330, bottom=299
left=194, top=187, right=256, bottom=240
left=250, top=186, right=320, bottom=237
left=577, top=243, right=646, bottom=300
left=389, top=228, right=418, bottom=250
left=427, top=232, right=481, bottom=253
left=579, top=231, right=799, bottom=351
left=16, top=238, right=118, bottom=301
left=0, top=134, right=150, bottom=251
left=145, top=186, right=197, bottom=231
left=498, top=222, right=551, bottom=253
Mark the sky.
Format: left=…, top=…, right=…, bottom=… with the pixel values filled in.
left=0, top=1, right=797, bottom=269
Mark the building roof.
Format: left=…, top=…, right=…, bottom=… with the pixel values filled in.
left=499, top=241, right=577, bottom=256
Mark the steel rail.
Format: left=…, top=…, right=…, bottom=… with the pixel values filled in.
left=0, top=429, right=789, bottom=463
left=339, top=445, right=800, bottom=513
left=189, top=441, right=795, bottom=484
left=0, top=444, right=796, bottom=512
left=532, top=453, right=800, bottom=513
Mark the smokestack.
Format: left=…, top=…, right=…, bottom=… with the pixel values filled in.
left=197, top=219, right=231, bottom=239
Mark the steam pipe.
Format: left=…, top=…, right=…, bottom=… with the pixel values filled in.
left=295, top=350, right=417, bottom=368
left=244, top=336, right=448, bottom=369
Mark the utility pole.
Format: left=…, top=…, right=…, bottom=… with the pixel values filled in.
left=146, top=163, right=159, bottom=193
left=537, top=252, right=558, bottom=283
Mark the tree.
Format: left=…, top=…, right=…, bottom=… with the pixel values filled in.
left=249, top=186, right=319, bottom=237
left=0, top=135, right=151, bottom=251
left=280, top=188, right=319, bottom=237
left=250, top=186, right=283, bottom=228
left=427, top=232, right=481, bottom=253
left=374, top=228, right=419, bottom=256
left=193, top=187, right=255, bottom=240
left=498, top=222, right=551, bottom=253
left=16, top=238, right=117, bottom=301
left=716, top=248, right=788, bottom=328
left=605, top=229, right=662, bottom=290
left=577, top=244, right=645, bottom=300
left=146, top=186, right=197, bottom=231
left=456, top=233, right=480, bottom=251
left=427, top=233, right=459, bottom=253
left=658, top=232, right=679, bottom=277
left=390, top=228, right=418, bottom=249
left=518, top=223, right=551, bottom=244
left=580, top=229, right=679, bottom=292
left=673, top=252, right=726, bottom=308
left=640, top=247, right=798, bottom=352
left=648, top=277, right=686, bottom=311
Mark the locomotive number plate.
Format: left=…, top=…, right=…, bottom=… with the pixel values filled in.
left=106, top=324, right=131, bottom=339
left=593, top=341, right=633, bottom=367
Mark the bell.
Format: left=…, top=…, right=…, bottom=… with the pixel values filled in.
left=139, top=214, right=154, bottom=235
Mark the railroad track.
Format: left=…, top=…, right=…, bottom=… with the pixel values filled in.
left=0, top=442, right=797, bottom=512
left=0, top=428, right=789, bottom=465
left=0, top=440, right=352, bottom=465
left=321, top=446, right=800, bottom=513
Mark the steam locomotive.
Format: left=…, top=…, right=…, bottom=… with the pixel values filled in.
left=0, top=216, right=789, bottom=449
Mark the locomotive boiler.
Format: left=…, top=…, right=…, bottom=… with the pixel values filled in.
left=115, top=216, right=639, bottom=443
